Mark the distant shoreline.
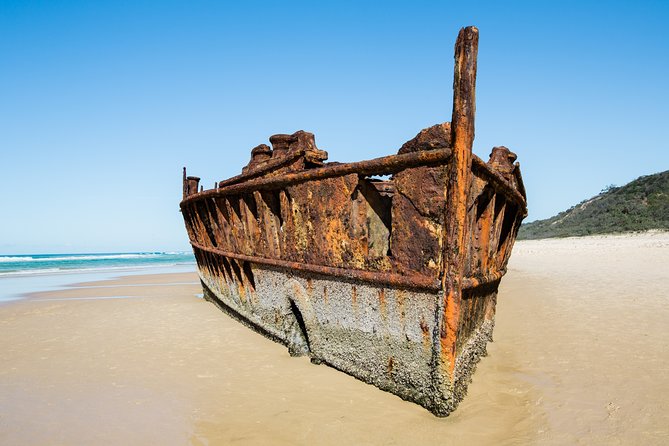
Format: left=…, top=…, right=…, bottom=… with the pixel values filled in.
left=517, top=228, right=669, bottom=242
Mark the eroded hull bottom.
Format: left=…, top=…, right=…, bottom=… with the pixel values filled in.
left=198, top=262, right=495, bottom=416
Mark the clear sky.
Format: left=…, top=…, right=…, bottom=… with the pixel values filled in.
left=1, top=0, right=668, bottom=254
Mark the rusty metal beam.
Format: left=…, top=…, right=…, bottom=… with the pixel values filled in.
left=461, top=269, right=506, bottom=290
left=441, top=26, right=479, bottom=377
left=190, top=240, right=504, bottom=292
left=181, top=148, right=452, bottom=207
left=471, top=155, right=527, bottom=211
left=218, top=150, right=304, bottom=188
left=190, top=240, right=441, bottom=291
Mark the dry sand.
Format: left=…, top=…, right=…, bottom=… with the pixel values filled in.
left=1, top=232, right=668, bottom=445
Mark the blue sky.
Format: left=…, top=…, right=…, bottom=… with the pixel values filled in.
left=1, top=0, right=667, bottom=253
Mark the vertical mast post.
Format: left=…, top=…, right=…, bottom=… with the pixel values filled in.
left=439, top=26, right=479, bottom=380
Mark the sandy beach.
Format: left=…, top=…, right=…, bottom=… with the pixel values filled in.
left=1, top=232, right=668, bottom=445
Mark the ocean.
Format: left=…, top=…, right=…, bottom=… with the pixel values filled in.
left=0, top=252, right=196, bottom=302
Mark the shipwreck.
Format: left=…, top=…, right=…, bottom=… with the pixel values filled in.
left=180, top=26, right=527, bottom=416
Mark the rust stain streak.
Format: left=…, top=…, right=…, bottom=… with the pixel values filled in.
left=378, top=288, right=386, bottom=319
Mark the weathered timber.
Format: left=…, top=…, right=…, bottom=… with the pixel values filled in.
left=180, top=26, right=527, bottom=417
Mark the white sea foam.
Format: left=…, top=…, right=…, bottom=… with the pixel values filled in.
left=0, top=253, right=170, bottom=263
left=0, top=262, right=195, bottom=278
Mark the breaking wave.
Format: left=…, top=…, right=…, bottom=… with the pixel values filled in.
left=0, top=252, right=195, bottom=277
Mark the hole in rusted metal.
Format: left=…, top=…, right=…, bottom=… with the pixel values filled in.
left=220, top=256, right=233, bottom=283
left=282, top=189, right=292, bottom=225
left=368, top=174, right=392, bottom=181
left=261, top=190, right=283, bottom=228
left=216, top=198, right=230, bottom=223
left=475, top=186, right=494, bottom=221
left=229, top=196, right=242, bottom=222
left=242, top=261, right=255, bottom=291
left=229, top=259, right=245, bottom=287
left=196, top=201, right=218, bottom=247
left=493, top=194, right=504, bottom=221
left=243, top=194, right=259, bottom=221
left=290, top=300, right=310, bottom=350
left=497, top=203, right=517, bottom=253
left=206, top=198, right=224, bottom=246
left=208, top=198, right=220, bottom=225
left=358, top=178, right=392, bottom=258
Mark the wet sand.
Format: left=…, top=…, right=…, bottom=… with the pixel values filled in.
left=1, top=233, right=668, bottom=445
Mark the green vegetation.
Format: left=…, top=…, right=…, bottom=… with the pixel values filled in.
left=518, top=170, right=669, bottom=240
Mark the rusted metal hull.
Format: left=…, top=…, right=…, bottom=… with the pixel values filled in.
left=180, top=26, right=527, bottom=416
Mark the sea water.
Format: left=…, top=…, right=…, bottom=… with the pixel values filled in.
left=0, top=252, right=196, bottom=302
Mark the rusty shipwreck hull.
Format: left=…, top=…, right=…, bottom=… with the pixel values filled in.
left=179, top=26, right=527, bottom=417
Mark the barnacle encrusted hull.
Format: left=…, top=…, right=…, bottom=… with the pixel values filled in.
left=180, top=26, right=527, bottom=416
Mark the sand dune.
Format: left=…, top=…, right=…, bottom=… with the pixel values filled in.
left=1, top=233, right=667, bottom=445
